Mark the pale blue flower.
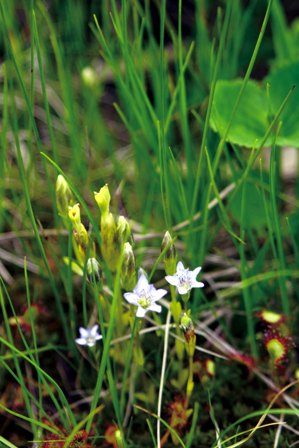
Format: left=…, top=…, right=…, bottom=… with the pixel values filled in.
left=165, top=261, right=204, bottom=295
left=75, top=325, right=102, bottom=347
left=124, top=270, right=167, bottom=318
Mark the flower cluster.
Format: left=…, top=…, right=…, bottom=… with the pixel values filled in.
left=55, top=178, right=205, bottom=344
left=76, top=260, right=204, bottom=347
left=123, top=261, right=204, bottom=319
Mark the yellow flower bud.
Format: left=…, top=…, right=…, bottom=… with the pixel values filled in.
left=56, top=175, right=74, bottom=218
left=94, top=184, right=111, bottom=215
left=68, top=203, right=81, bottom=228
left=100, top=211, right=118, bottom=270
left=68, top=203, right=89, bottom=262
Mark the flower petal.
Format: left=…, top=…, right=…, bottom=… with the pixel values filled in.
left=152, top=288, right=168, bottom=301
left=79, top=327, right=89, bottom=338
left=124, top=292, right=139, bottom=305
left=136, top=306, right=147, bottom=318
left=90, top=324, right=99, bottom=337
left=149, top=303, right=162, bottom=313
left=191, top=266, right=202, bottom=279
left=135, top=273, right=149, bottom=294
left=75, top=338, right=87, bottom=346
left=191, top=280, right=204, bottom=289
left=178, top=285, right=191, bottom=295
left=165, top=275, right=179, bottom=286
left=176, top=261, right=185, bottom=272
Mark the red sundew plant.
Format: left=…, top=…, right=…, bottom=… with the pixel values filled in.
left=8, top=303, right=48, bottom=335
left=41, top=428, right=91, bottom=448
left=256, top=309, right=286, bottom=327
left=229, top=352, right=256, bottom=370
left=104, top=424, right=122, bottom=448
left=263, top=329, right=294, bottom=369
left=160, top=395, right=193, bottom=446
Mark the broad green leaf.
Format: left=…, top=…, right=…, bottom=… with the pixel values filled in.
left=210, top=61, right=299, bottom=148
left=266, top=60, right=299, bottom=147
left=210, top=79, right=269, bottom=148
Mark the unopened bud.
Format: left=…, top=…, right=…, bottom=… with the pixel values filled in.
left=68, top=203, right=81, bottom=228
left=100, top=212, right=117, bottom=270
left=161, top=231, right=177, bottom=275
left=180, top=312, right=196, bottom=356
left=180, top=312, right=193, bottom=333
left=68, top=203, right=89, bottom=260
left=81, top=66, right=99, bottom=88
left=87, top=257, right=101, bottom=281
left=117, top=216, right=130, bottom=242
left=94, top=184, right=111, bottom=215
left=122, top=242, right=136, bottom=290
left=56, top=175, right=74, bottom=218
left=73, top=223, right=89, bottom=251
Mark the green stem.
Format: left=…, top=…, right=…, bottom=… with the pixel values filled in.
left=120, top=316, right=138, bottom=420
left=186, top=353, right=194, bottom=404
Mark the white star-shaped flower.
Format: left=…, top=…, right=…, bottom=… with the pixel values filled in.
left=165, top=261, right=204, bottom=295
left=123, top=270, right=167, bottom=318
left=75, top=325, right=102, bottom=347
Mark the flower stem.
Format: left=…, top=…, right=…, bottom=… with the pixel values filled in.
left=157, top=309, right=171, bottom=448
left=120, top=315, right=138, bottom=420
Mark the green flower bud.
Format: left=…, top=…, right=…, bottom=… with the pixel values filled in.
left=121, top=242, right=136, bottom=291
left=81, top=66, right=99, bottom=89
left=161, top=231, right=177, bottom=275
left=180, top=311, right=196, bottom=356
left=117, top=215, right=131, bottom=242
left=94, top=184, right=111, bottom=216
left=56, top=175, right=74, bottom=218
left=87, top=257, right=101, bottom=281
left=180, top=311, right=193, bottom=332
